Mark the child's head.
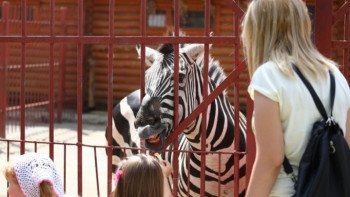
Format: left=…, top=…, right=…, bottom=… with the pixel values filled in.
left=113, top=154, right=164, bottom=197
left=3, top=152, right=64, bottom=197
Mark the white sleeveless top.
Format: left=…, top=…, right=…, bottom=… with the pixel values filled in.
left=248, top=61, right=350, bottom=196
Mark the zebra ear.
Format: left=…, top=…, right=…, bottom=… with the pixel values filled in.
left=181, top=44, right=208, bottom=60
left=136, top=44, right=162, bottom=67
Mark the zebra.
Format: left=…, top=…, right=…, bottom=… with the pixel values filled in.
left=104, top=42, right=194, bottom=171
left=106, top=43, right=247, bottom=196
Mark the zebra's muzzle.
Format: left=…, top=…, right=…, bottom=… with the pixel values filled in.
left=145, top=132, right=165, bottom=151
left=137, top=124, right=166, bottom=151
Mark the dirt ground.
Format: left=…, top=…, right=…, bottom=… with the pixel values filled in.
left=0, top=111, right=110, bottom=197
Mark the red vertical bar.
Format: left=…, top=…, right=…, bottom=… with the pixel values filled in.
left=49, top=0, right=55, bottom=161
left=7, top=141, right=10, bottom=196
left=94, top=147, right=100, bottom=197
left=314, top=0, right=333, bottom=57
left=77, top=44, right=83, bottom=195
left=139, top=0, right=146, bottom=152
left=218, top=153, right=222, bottom=196
left=58, top=7, right=67, bottom=123
left=200, top=0, right=210, bottom=196
left=140, top=0, right=146, bottom=100
left=344, top=2, right=350, bottom=81
left=107, top=0, right=115, bottom=195
left=7, top=140, right=10, bottom=161
left=234, top=11, right=241, bottom=197
left=20, top=0, right=27, bottom=154
left=77, top=0, right=84, bottom=195
left=173, top=0, right=179, bottom=196
left=64, top=144, right=67, bottom=192
left=0, top=1, right=9, bottom=138
left=245, top=94, right=255, bottom=187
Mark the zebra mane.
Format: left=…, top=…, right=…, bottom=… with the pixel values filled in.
left=158, top=43, right=174, bottom=55
left=206, top=57, right=226, bottom=88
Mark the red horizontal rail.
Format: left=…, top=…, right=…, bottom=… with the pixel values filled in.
left=0, top=36, right=240, bottom=44
left=0, top=138, right=246, bottom=155
left=332, top=40, right=350, bottom=48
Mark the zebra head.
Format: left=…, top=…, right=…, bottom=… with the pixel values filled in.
left=134, top=43, right=207, bottom=151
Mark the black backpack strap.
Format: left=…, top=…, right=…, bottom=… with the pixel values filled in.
left=283, top=64, right=336, bottom=180
left=283, top=155, right=297, bottom=183
left=329, top=71, right=335, bottom=117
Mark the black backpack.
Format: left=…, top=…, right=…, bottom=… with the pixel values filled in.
left=283, top=65, right=350, bottom=197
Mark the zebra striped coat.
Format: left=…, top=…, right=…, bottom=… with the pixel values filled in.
left=105, top=43, right=247, bottom=196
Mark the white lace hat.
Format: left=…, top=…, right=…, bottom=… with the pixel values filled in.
left=13, top=152, right=64, bottom=197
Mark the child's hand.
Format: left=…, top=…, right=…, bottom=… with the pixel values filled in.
left=159, top=160, right=172, bottom=178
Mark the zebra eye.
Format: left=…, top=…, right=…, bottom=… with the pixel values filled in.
left=147, top=117, right=155, bottom=125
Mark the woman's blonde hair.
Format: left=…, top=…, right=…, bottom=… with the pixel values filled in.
left=241, top=0, right=335, bottom=78
left=3, top=162, right=55, bottom=197
left=114, top=154, right=164, bottom=197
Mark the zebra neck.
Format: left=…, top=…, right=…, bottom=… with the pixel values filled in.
left=182, top=93, right=236, bottom=152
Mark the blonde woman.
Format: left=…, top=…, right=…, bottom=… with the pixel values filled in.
left=241, top=0, right=350, bottom=196
left=3, top=152, right=64, bottom=197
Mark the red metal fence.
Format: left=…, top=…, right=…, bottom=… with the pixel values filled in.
left=0, top=1, right=77, bottom=138
left=0, top=0, right=350, bottom=197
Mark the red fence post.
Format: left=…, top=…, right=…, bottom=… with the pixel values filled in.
left=314, top=0, right=333, bottom=57
left=345, top=3, right=350, bottom=81
left=58, top=7, right=67, bottom=123
left=0, top=1, right=9, bottom=138
left=245, top=96, right=256, bottom=186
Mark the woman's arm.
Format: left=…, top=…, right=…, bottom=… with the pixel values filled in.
left=245, top=91, right=285, bottom=197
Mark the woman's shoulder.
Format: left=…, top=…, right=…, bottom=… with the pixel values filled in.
left=248, top=61, right=288, bottom=101
left=331, top=64, right=350, bottom=91
left=252, top=61, right=287, bottom=81
left=255, top=61, right=278, bottom=72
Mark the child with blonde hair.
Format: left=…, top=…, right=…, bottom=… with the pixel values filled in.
left=113, top=154, right=172, bottom=197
